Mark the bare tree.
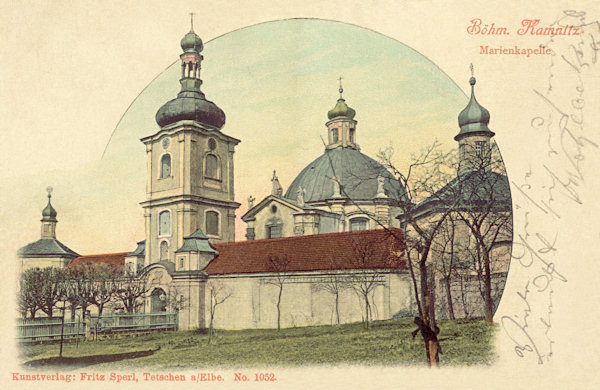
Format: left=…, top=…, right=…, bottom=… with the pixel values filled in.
left=346, top=237, right=392, bottom=330
left=380, top=142, right=457, bottom=366
left=38, top=267, right=66, bottom=319
left=88, top=264, right=118, bottom=317
left=18, top=268, right=44, bottom=319
left=266, top=255, right=291, bottom=330
left=113, top=270, right=150, bottom=313
left=206, top=280, right=232, bottom=344
left=431, top=214, right=459, bottom=319
left=313, top=271, right=351, bottom=325
left=443, top=142, right=512, bottom=322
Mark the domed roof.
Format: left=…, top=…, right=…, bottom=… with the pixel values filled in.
left=455, top=77, right=494, bottom=141
left=41, top=195, right=57, bottom=222
left=284, top=147, right=406, bottom=203
left=180, top=30, right=203, bottom=52
left=155, top=84, right=226, bottom=129
left=327, top=98, right=356, bottom=120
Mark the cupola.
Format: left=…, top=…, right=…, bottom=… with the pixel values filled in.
left=155, top=15, right=226, bottom=129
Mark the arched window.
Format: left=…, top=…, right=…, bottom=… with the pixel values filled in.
left=332, top=128, right=339, bottom=143
left=150, top=288, right=167, bottom=312
left=159, top=241, right=169, bottom=261
left=206, top=211, right=219, bottom=236
left=160, top=154, right=171, bottom=178
left=349, top=217, right=368, bottom=231
left=205, top=154, right=219, bottom=179
left=159, top=210, right=170, bottom=236
left=349, top=128, right=355, bottom=143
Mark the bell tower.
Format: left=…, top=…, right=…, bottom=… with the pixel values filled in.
left=140, top=18, right=240, bottom=267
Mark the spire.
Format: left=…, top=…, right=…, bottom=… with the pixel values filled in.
left=327, top=78, right=356, bottom=120
left=155, top=18, right=226, bottom=129
left=41, top=186, right=57, bottom=222
left=455, top=65, right=494, bottom=141
left=40, top=186, right=58, bottom=239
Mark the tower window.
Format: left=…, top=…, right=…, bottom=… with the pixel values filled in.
left=179, top=257, right=184, bottom=269
left=349, top=217, right=368, bottom=231
left=208, top=138, right=217, bottom=150
left=349, top=128, right=355, bottom=143
left=160, top=241, right=169, bottom=261
left=159, top=210, right=171, bottom=236
left=205, top=154, right=219, bottom=179
left=332, top=128, right=339, bottom=143
left=160, top=154, right=171, bottom=178
left=206, top=211, right=219, bottom=236
left=475, top=141, right=486, bottom=157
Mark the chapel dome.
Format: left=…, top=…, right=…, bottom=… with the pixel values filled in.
left=284, top=147, right=406, bottom=203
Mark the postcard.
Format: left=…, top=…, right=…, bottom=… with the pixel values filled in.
left=1, top=0, right=599, bottom=389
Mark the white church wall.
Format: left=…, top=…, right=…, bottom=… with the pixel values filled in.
left=20, top=257, right=71, bottom=271
left=204, top=271, right=414, bottom=330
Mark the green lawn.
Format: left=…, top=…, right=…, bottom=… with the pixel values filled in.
left=20, top=318, right=497, bottom=369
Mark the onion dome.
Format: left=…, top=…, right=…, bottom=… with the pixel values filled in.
left=155, top=21, right=225, bottom=130
left=180, top=30, right=203, bottom=52
left=455, top=76, right=494, bottom=141
left=327, top=83, right=356, bottom=120
left=284, top=147, right=406, bottom=203
left=155, top=88, right=226, bottom=129
left=41, top=188, right=57, bottom=222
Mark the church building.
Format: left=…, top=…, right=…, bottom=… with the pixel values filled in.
left=17, top=23, right=510, bottom=330
left=242, top=81, right=406, bottom=240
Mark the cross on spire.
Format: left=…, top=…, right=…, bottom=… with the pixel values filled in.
left=338, top=76, right=343, bottom=98
left=470, top=63, right=474, bottom=77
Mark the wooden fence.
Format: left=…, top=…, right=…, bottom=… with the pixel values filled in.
left=16, top=317, right=86, bottom=342
left=16, top=312, right=178, bottom=342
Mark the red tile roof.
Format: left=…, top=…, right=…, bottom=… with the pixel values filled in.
left=68, top=252, right=129, bottom=272
left=207, top=228, right=405, bottom=275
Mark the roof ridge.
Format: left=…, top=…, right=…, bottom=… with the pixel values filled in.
left=213, top=228, right=402, bottom=247
left=75, top=252, right=130, bottom=258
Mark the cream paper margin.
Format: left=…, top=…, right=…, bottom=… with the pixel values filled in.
left=1, top=0, right=599, bottom=389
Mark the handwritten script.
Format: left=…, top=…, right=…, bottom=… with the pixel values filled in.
left=503, top=10, right=599, bottom=364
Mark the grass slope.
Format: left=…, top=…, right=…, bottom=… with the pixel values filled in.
left=20, top=318, right=496, bottom=369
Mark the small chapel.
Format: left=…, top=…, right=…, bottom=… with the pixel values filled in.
left=18, top=23, right=510, bottom=330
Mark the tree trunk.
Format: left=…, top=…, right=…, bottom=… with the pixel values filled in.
left=445, top=277, right=455, bottom=320
left=335, top=293, right=340, bottom=325
left=428, top=340, right=439, bottom=367
left=364, top=293, right=370, bottom=330
left=276, top=285, right=283, bottom=330
left=428, top=266, right=437, bottom=330
left=483, top=248, right=493, bottom=322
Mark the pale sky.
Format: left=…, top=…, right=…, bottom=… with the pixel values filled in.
left=5, top=18, right=468, bottom=256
